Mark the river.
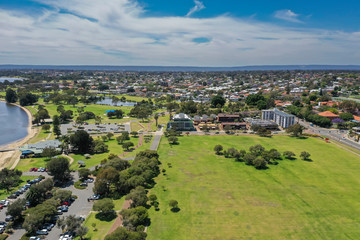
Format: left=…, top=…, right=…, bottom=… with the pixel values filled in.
left=0, top=101, right=29, bottom=147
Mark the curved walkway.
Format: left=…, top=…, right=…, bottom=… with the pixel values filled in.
left=118, top=135, right=144, bottom=158
left=107, top=200, right=132, bottom=235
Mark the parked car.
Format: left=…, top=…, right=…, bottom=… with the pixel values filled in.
left=0, top=227, right=4, bottom=234
left=29, top=237, right=41, bottom=240
left=5, top=216, right=14, bottom=222
left=89, top=194, right=100, bottom=200
left=84, top=178, right=94, bottom=183
left=0, top=205, right=4, bottom=209
left=36, top=229, right=48, bottom=235
left=60, top=205, right=68, bottom=212
left=8, top=194, right=17, bottom=199
left=0, top=222, right=8, bottom=227
left=79, top=182, right=88, bottom=187
left=43, top=223, right=55, bottom=231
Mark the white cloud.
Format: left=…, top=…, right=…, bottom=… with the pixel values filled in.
left=186, top=0, right=205, bottom=17
left=274, top=9, right=302, bottom=23
left=0, top=0, right=360, bottom=66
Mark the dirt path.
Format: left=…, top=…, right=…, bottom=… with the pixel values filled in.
left=63, top=154, right=75, bottom=165
left=118, top=135, right=144, bottom=158
left=107, top=200, right=132, bottom=235
left=147, top=120, right=155, bottom=131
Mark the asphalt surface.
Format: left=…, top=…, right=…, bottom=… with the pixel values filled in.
left=298, top=118, right=360, bottom=152
left=5, top=171, right=95, bottom=240
left=150, top=127, right=163, bottom=151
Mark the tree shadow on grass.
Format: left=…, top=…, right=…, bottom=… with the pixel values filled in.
left=170, top=207, right=181, bottom=213
left=303, top=158, right=313, bottom=162
left=95, top=211, right=117, bottom=222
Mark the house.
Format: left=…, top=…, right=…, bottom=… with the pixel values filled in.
left=221, top=122, right=247, bottom=130
left=19, top=140, right=62, bottom=157
left=217, top=114, right=241, bottom=122
left=318, top=111, right=339, bottom=120
left=167, top=113, right=195, bottom=131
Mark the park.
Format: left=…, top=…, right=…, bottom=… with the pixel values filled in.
left=147, top=135, right=360, bottom=240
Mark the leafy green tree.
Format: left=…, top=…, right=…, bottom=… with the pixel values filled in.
left=244, top=153, right=256, bottom=165
left=148, top=194, right=157, bottom=205
left=286, top=123, right=305, bottom=137
left=5, top=88, right=17, bottom=103
left=339, top=112, right=354, bottom=121
left=93, top=198, right=115, bottom=214
left=42, top=124, right=51, bottom=132
left=169, top=200, right=179, bottom=210
left=47, top=157, right=71, bottom=183
left=300, top=151, right=311, bottom=160
left=120, top=206, right=148, bottom=228
left=283, top=151, right=296, bottom=159
left=70, top=130, right=94, bottom=153
left=107, top=133, right=114, bottom=140
left=122, top=141, right=134, bottom=151
left=76, top=225, right=89, bottom=240
left=168, top=136, right=178, bottom=145
left=93, top=139, right=109, bottom=153
left=130, top=131, right=138, bottom=138
left=53, top=189, right=72, bottom=202
left=6, top=198, right=26, bottom=220
left=94, top=167, right=119, bottom=195
left=249, top=144, right=265, bottom=156
left=246, top=94, right=265, bottom=106
left=0, top=168, right=22, bottom=193
left=42, top=147, right=58, bottom=159
left=78, top=168, right=91, bottom=180
left=214, top=145, right=223, bottom=155
left=105, top=227, right=147, bottom=240
left=211, top=95, right=226, bottom=108
left=253, top=157, right=267, bottom=169
left=126, top=186, right=148, bottom=208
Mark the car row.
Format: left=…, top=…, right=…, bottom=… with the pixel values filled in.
left=29, top=167, right=47, bottom=172
left=7, top=177, right=43, bottom=199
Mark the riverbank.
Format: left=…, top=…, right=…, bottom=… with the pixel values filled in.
left=0, top=100, right=39, bottom=169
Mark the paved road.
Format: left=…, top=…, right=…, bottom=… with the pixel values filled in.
left=150, top=127, right=163, bottom=151
left=5, top=172, right=94, bottom=240
left=298, top=118, right=360, bottom=152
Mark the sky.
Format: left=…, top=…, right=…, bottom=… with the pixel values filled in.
left=1, top=0, right=360, bottom=66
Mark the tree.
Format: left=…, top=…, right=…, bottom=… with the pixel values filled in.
left=286, top=123, right=305, bottom=137
left=93, top=139, right=109, bottom=153
left=249, top=144, right=265, bottom=156
left=70, top=130, right=94, bottom=154
left=105, top=227, right=147, bottom=240
left=169, top=200, right=179, bottom=210
left=300, top=151, right=311, bottom=160
left=57, top=215, right=83, bottom=233
left=120, top=206, right=148, bottom=229
left=130, top=131, right=138, bottom=138
left=283, top=151, right=296, bottom=159
left=53, top=124, right=61, bottom=137
left=253, top=157, right=267, bottom=169
left=5, top=88, right=17, bottom=103
left=122, top=142, right=134, bottom=151
left=6, top=198, right=26, bottom=220
left=42, top=124, right=51, bottom=132
left=244, top=153, right=256, bottom=165
left=107, top=133, right=114, bottom=140
left=339, top=112, right=354, bottom=121
left=93, top=198, right=115, bottom=214
left=53, top=189, right=72, bottom=202
left=41, top=147, right=58, bottom=159
left=214, top=145, right=223, bottom=155
left=148, top=194, right=158, bottom=206
left=76, top=225, right=89, bottom=240
left=47, top=157, right=71, bottom=183
left=211, top=95, right=226, bottom=108
left=126, top=186, right=148, bottom=208
left=154, top=113, right=159, bottom=126
left=94, top=167, right=119, bottom=195
left=246, top=94, right=265, bottom=106
left=78, top=168, right=91, bottom=180
left=0, top=168, right=22, bottom=193
left=168, top=136, right=178, bottom=145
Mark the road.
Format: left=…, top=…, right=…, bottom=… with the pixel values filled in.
left=298, top=118, right=360, bottom=152
left=5, top=171, right=95, bottom=240
left=150, top=127, right=163, bottom=151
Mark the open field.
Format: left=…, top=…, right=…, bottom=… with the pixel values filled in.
left=147, top=135, right=360, bottom=240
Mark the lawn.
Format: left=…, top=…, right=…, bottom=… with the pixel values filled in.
left=147, top=135, right=360, bottom=240
left=81, top=197, right=125, bottom=240
left=15, top=155, right=72, bottom=172
left=70, top=136, right=140, bottom=169
left=0, top=175, right=36, bottom=201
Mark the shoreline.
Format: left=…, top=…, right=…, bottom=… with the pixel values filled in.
left=0, top=100, right=39, bottom=169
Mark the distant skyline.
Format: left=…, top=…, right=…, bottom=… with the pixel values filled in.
left=1, top=0, right=360, bottom=66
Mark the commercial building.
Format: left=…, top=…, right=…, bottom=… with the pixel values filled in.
left=261, top=108, right=295, bottom=129
left=217, top=114, right=241, bottom=122
left=167, top=113, right=195, bottom=131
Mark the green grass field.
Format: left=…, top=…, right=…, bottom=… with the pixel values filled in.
left=147, top=135, right=360, bottom=240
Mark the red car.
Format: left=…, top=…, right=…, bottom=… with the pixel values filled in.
left=0, top=205, right=4, bottom=209
left=29, top=168, right=35, bottom=172
left=61, top=201, right=70, bottom=206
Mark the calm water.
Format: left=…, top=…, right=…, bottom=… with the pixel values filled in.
left=0, top=101, right=29, bottom=147
left=96, top=97, right=136, bottom=107
left=0, top=77, right=24, bottom=82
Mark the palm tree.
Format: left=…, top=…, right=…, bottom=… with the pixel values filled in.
left=154, top=113, right=159, bottom=126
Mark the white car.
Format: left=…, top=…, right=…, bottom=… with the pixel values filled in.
left=36, top=229, right=48, bottom=235
left=30, top=237, right=41, bottom=240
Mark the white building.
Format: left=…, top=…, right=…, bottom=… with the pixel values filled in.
left=262, top=108, right=295, bottom=129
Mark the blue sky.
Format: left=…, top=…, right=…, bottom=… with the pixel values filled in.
left=0, top=0, right=360, bottom=66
